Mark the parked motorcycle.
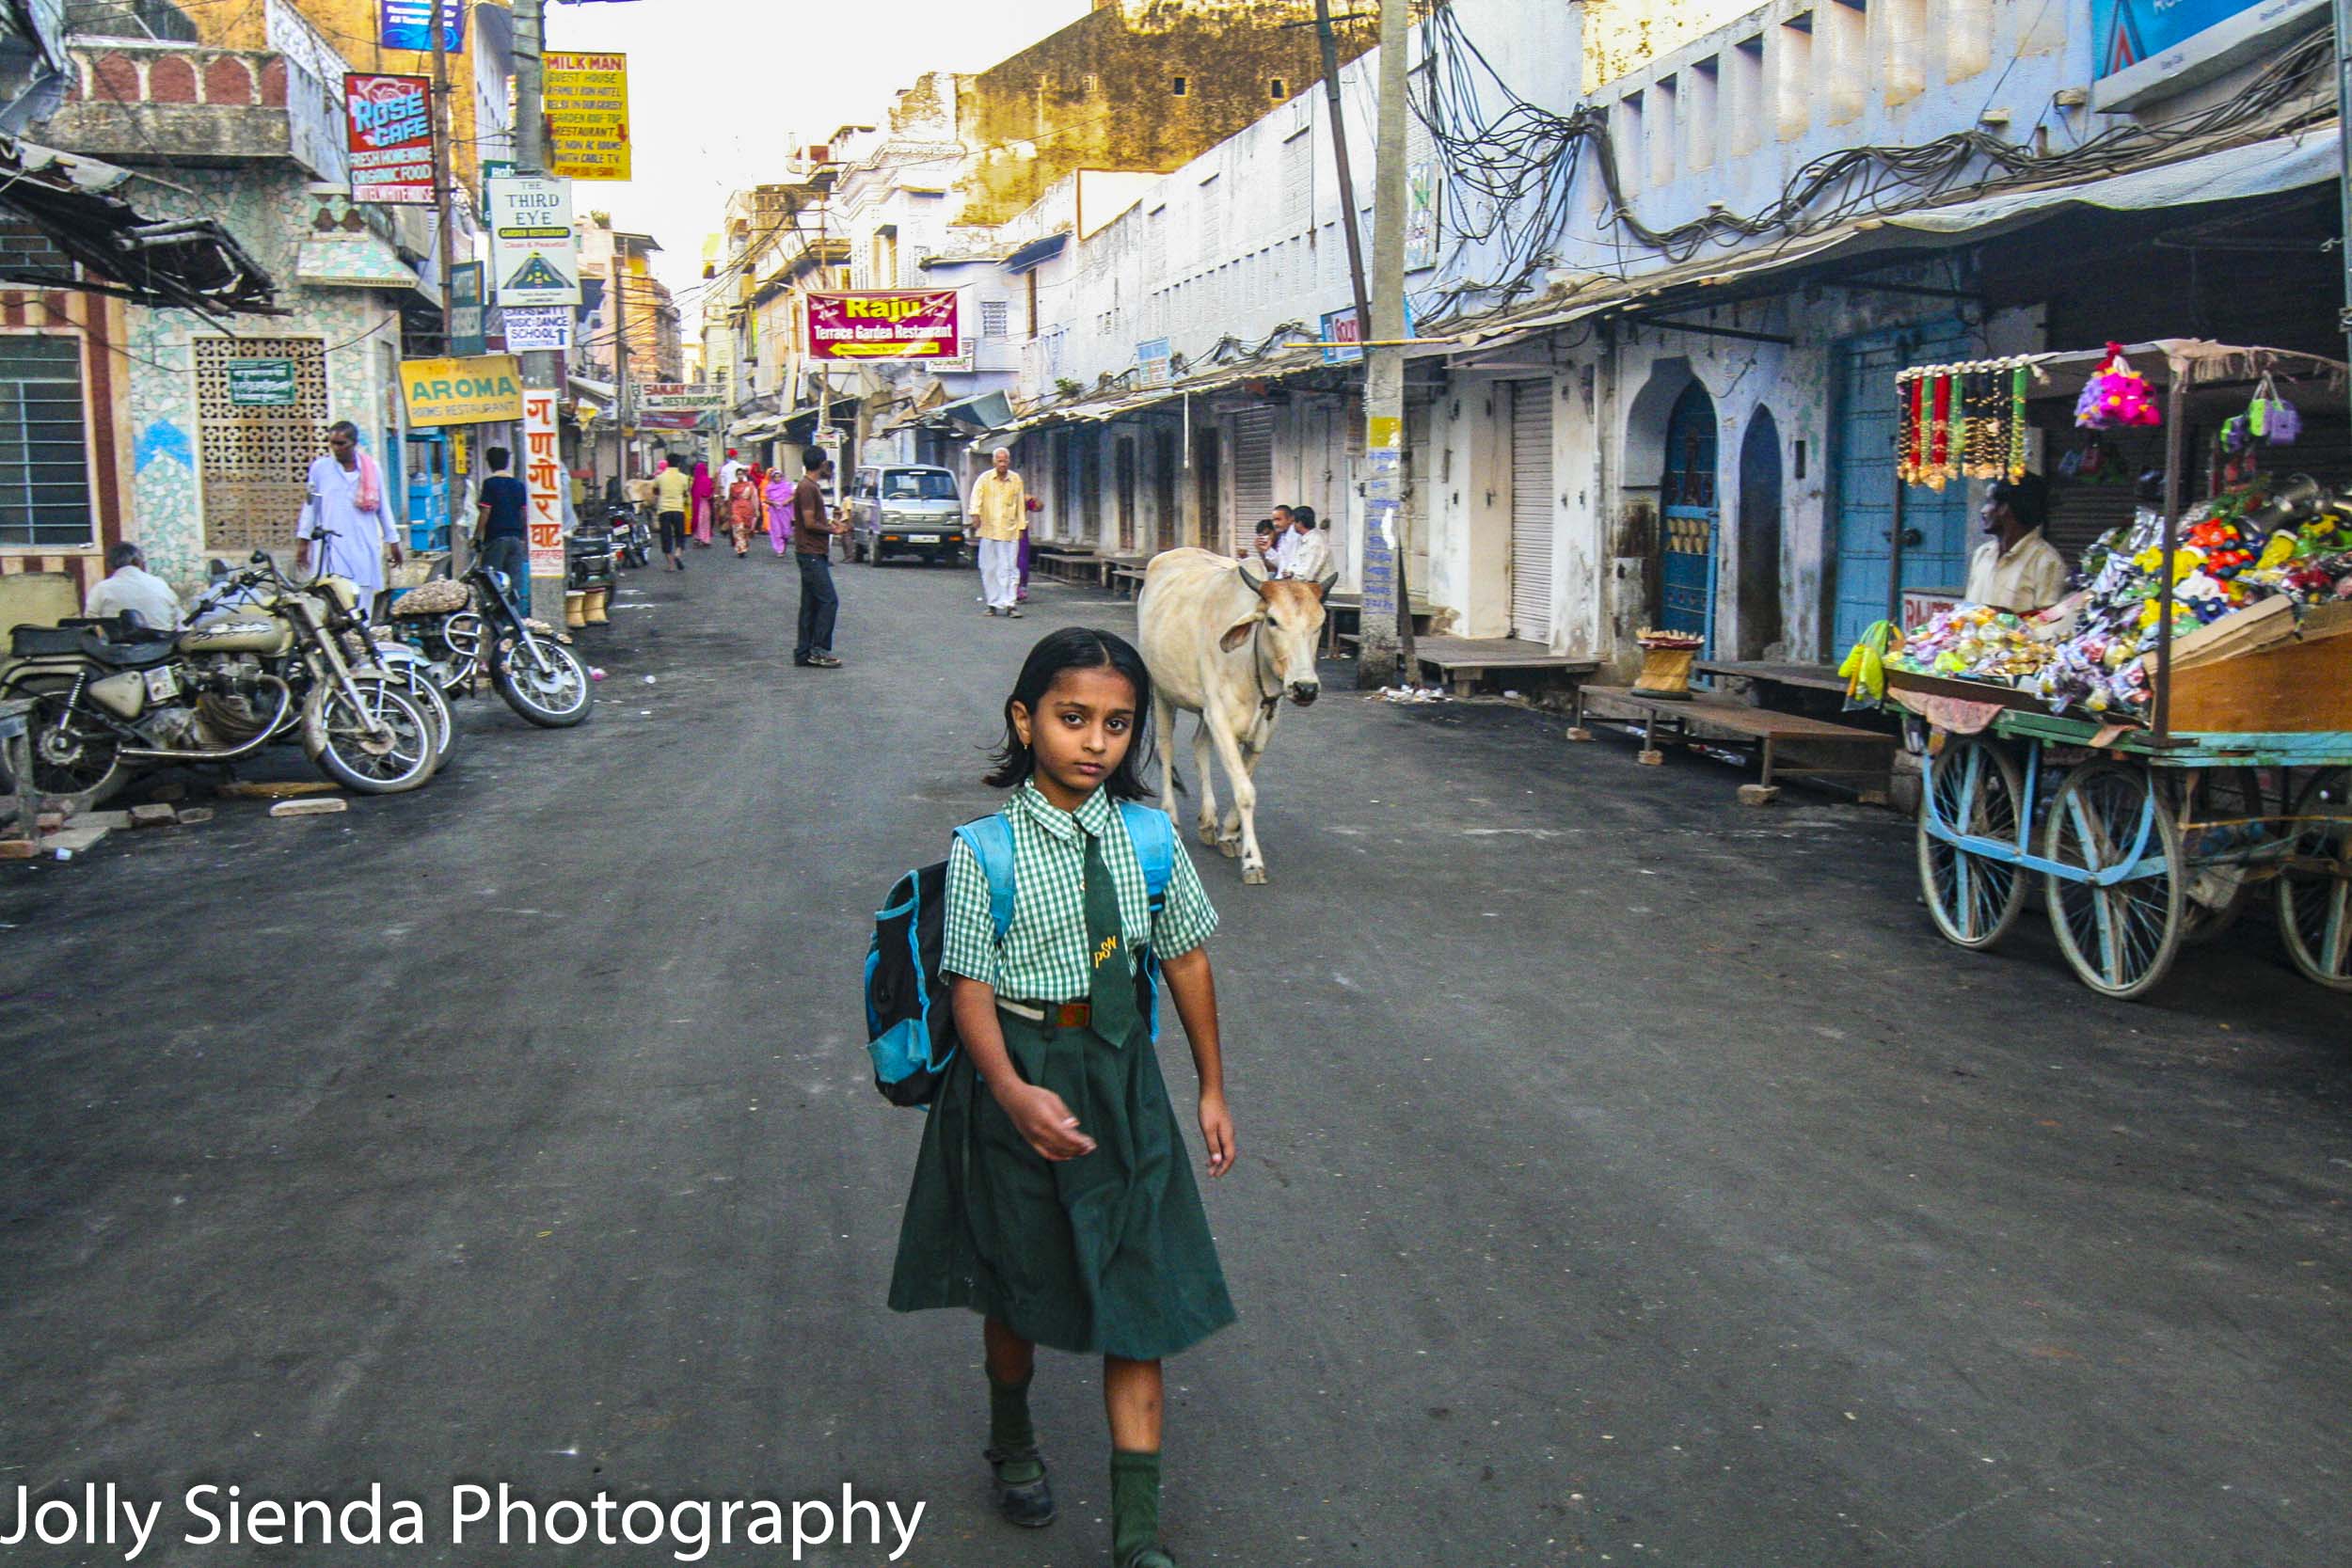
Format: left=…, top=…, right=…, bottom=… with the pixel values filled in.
left=4, top=554, right=437, bottom=812
left=607, top=503, right=651, bottom=568
left=568, top=515, right=617, bottom=596
left=380, top=562, right=593, bottom=728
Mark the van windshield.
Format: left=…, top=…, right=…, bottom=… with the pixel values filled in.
left=884, top=471, right=959, bottom=501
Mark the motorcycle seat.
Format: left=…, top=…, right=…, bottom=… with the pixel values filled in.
left=8, top=624, right=176, bottom=667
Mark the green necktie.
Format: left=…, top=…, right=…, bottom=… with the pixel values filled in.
left=1081, top=830, right=1143, bottom=1049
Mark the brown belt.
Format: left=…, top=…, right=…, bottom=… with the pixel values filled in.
left=1000, top=999, right=1091, bottom=1029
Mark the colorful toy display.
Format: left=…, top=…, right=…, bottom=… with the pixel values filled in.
left=1884, top=476, right=2352, bottom=717
left=1897, top=357, right=2031, bottom=490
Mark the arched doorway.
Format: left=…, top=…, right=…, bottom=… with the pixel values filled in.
left=1660, top=381, right=1719, bottom=648
left=1737, top=408, right=1784, bottom=659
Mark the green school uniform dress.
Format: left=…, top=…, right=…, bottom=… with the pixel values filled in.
left=888, top=782, right=1237, bottom=1359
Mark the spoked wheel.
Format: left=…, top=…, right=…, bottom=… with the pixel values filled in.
left=492, top=637, right=592, bottom=728
left=2275, top=768, right=2352, bottom=990
left=5, top=673, right=130, bottom=812
left=2043, top=761, right=2185, bottom=1000
left=395, top=667, right=456, bottom=768
left=1916, top=734, right=2027, bottom=950
left=307, top=675, right=437, bottom=794
left=2179, top=768, right=2268, bottom=946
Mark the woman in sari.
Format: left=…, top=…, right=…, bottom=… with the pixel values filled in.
left=764, top=464, right=796, bottom=556
left=726, top=465, right=760, bottom=557
left=690, top=459, right=716, bottom=547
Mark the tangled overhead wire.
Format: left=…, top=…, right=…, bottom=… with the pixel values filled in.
left=1410, top=8, right=2335, bottom=313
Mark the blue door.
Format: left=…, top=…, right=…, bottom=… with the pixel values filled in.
left=1831, top=322, right=1972, bottom=653
left=1660, top=381, right=1718, bottom=649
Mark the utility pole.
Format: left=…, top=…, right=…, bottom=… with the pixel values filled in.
left=612, top=254, right=630, bottom=471
left=512, top=0, right=565, bottom=622
left=2335, top=0, right=2352, bottom=377
left=428, top=8, right=461, bottom=564
left=1357, top=0, right=1414, bottom=686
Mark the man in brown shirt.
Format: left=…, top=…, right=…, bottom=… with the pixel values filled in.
left=793, top=449, right=847, bottom=668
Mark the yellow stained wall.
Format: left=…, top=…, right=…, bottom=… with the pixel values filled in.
left=201, top=0, right=505, bottom=188
left=1582, top=0, right=1758, bottom=92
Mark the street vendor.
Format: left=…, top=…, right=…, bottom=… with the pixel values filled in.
left=1965, top=473, right=2068, bottom=613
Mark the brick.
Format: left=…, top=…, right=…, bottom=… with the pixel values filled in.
left=1738, top=784, right=1781, bottom=807
left=268, top=798, right=346, bottom=818
left=73, top=810, right=131, bottom=831
left=128, top=803, right=176, bottom=829
left=148, top=55, right=197, bottom=103
left=174, top=807, right=214, bottom=826
left=41, top=825, right=108, bottom=856
left=35, top=811, right=63, bottom=832
left=0, top=839, right=35, bottom=860
left=219, top=780, right=339, bottom=800
left=201, top=55, right=253, bottom=106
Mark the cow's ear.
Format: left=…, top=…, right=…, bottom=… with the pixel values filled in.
left=1237, top=561, right=1268, bottom=594
left=1219, top=617, right=1261, bottom=652
left=1313, top=569, right=1339, bottom=601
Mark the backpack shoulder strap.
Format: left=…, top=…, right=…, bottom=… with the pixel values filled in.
left=1118, top=800, right=1175, bottom=912
left=951, top=812, right=1018, bottom=940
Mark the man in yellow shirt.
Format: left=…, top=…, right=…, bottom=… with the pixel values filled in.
left=969, top=446, right=1027, bottom=618
left=653, top=451, right=692, bottom=572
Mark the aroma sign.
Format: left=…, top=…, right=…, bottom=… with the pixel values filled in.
left=803, top=290, right=961, bottom=361
left=400, top=355, right=526, bottom=426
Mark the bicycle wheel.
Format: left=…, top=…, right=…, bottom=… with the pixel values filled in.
left=2275, top=768, right=2352, bottom=990
left=2043, top=761, right=2185, bottom=1000
left=1915, top=734, right=2027, bottom=950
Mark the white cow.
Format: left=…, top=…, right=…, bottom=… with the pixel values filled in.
left=1136, top=546, right=1334, bottom=883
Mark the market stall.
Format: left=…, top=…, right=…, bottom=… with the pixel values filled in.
left=1851, top=340, right=2352, bottom=999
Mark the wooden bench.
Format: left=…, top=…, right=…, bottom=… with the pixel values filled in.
left=1111, top=565, right=1149, bottom=599
left=1410, top=636, right=1597, bottom=697
left=1569, top=685, right=1894, bottom=804
left=1031, top=550, right=1100, bottom=586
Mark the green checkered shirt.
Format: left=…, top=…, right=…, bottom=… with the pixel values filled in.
left=942, top=782, right=1218, bottom=1002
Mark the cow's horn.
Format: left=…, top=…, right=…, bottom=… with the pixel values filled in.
left=1237, top=561, right=1268, bottom=594
left=1313, top=569, right=1339, bottom=600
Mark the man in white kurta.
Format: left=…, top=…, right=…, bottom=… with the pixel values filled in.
left=295, top=420, right=401, bottom=616
left=969, top=447, right=1027, bottom=617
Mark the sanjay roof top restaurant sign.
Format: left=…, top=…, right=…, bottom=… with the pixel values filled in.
left=803, top=290, right=960, bottom=361
left=344, top=73, right=434, bottom=205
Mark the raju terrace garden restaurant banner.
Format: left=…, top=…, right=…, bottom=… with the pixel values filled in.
left=803, top=290, right=960, bottom=360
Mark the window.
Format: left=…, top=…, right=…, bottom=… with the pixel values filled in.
left=1172, top=76, right=1189, bottom=97
left=980, top=299, right=1009, bottom=338
left=0, top=336, right=88, bottom=547
left=884, top=470, right=959, bottom=500
left=0, top=216, right=68, bottom=277
left=1269, top=77, right=1287, bottom=100
left=1081, top=73, right=1099, bottom=95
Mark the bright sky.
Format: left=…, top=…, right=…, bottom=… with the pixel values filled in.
left=544, top=0, right=1091, bottom=312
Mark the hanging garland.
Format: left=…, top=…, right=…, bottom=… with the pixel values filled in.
left=1893, top=354, right=2044, bottom=493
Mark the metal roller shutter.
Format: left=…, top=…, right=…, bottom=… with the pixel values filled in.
left=1509, top=381, right=1555, bottom=643
left=1231, top=406, right=1275, bottom=554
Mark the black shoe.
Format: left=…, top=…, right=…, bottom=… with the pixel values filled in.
left=793, top=656, right=815, bottom=667
left=986, top=1448, right=1057, bottom=1529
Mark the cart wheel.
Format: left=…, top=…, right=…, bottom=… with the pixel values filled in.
left=1916, top=735, right=2027, bottom=950
left=2179, top=768, right=2265, bottom=947
left=2275, top=768, right=2352, bottom=990
left=2043, top=761, right=2185, bottom=1000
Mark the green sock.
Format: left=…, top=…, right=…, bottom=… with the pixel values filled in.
left=1110, top=1449, right=1162, bottom=1564
left=988, top=1374, right=1042, bottom=1484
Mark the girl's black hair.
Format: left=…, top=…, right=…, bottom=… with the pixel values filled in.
left=986, top=626, right=1155, bottom=799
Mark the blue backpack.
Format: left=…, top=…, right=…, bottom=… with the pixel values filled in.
left=865, top=801, right=1176, bottom=1106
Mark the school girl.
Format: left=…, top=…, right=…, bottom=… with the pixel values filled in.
left=890, top=626, right=1238, bottom=1568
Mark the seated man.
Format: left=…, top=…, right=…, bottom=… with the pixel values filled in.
left=1282, top=504, right=1332, bottom=582
left=1965, top=473, right=2067, bottom=613
left=82, top=542, right=182, bottom=630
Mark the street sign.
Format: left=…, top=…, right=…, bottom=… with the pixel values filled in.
left=343, top=73, right=434, bottom=205
left=226, top=358, right=298, bottom=407
left=522, top=389, right=564, bottom=578
left=814, top=427, right=845, bottom=446
left=487, top=175, right=580, bottom=307
left=449, top=261, right=485, bottom=356
left=1137, top=337, right=1170, bottom=387
left=376, top=0, right=462, bottom=53
left=639, top=383, right=725, bottom=411
left=1320, top=308, right=1362, bottom=366
left=401, top=354, right=524, bottom=427
left=545, top=52, right=630, bottom=182
left=501, top=306, right=572, bottom=352
left=803, top=290, right=960, bottom=360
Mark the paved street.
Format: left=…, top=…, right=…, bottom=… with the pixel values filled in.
left=4, top=553, right=2348, bottom=1568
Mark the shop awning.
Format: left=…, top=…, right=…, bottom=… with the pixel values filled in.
left=1003, top=232, right=1069, bottom=275
left=1881, top=128, right=2340, bottom=239
left=294, top=234, right=423, bottom=292
left=0, top=136, right=275, bottom=314
left=933, top=388, right=1014, bottom=429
